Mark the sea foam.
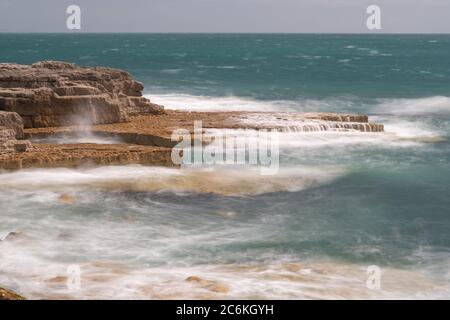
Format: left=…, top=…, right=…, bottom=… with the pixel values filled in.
left=0, top=165, right=345, bottom=196
left=375, top=96, right=450, bottom=115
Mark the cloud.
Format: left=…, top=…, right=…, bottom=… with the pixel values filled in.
left=0, top=0, right=449, bottom=33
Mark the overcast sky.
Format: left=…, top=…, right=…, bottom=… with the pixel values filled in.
left=0, top=0, right=449, bottom=33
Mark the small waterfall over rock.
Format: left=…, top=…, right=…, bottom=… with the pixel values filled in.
left=278, top=121, right=384, bottom=133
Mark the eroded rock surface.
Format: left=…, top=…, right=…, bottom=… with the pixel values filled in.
left=0, top=143, right=174, bottom=170
left=0, top=111, right=31, bottom=154
left=0, top=61, right=163, bottom=128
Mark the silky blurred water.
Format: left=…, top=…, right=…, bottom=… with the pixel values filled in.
left=0, top=34, right=449, bottom=299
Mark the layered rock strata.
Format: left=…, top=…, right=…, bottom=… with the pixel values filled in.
left=0, top=61, right=163, bottom=128
left=0, top=143, right=174, bottom=170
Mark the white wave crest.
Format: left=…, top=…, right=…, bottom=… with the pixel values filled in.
left=145, top=94, right=357, bottom=113
left=375, top=96, right=450, bottom=115
left=148, top=93, right=450, bottom=116
left=146, top=94, right=296, bottom=112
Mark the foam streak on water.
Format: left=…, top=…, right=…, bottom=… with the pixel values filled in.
left=1, top=156, right=450, bottom=299
left=0, top=166, right=344, bottom=196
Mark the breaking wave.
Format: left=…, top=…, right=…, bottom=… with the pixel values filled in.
left=375, top=96, right=450, bottom=115
left=146, top=94, right=448, bottom=145
left=146, top=94, right=358, bottom=113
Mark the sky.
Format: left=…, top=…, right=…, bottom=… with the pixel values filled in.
left=0, top=0, right=449, bottom=33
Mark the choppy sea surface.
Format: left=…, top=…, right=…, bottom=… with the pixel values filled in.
left=0, top=34, right=449, bottom=299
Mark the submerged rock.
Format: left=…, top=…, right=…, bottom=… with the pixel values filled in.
left=1, top=231, right=23, bottom=242
left=0, top=287, right=25, bottom=300
left=185, top=275, right=230, bottom=294
left=58, top=194, right=77, bottom=204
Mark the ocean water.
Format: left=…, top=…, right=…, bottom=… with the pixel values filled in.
left=1, top=34, right=450, bottom=299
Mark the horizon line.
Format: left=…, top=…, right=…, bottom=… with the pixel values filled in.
left=1, top=31, right=450, bottom=35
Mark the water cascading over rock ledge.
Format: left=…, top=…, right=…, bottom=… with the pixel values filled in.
left=0, top=61, right=384, bottom=169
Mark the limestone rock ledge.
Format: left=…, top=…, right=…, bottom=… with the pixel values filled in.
left=0, top=61, right=163, bottom=128
left=0, top=143, right=175, bottom=170
left=24, top=111, right=385, bottom=150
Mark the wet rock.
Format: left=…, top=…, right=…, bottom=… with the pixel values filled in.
left=0, top=143, right=175, bottom=170
left=281, top=263, right=303, bottom=273
left=1, top=231, right=23, bottom=241
left=59, top=193, right=77, bottom=204
left=186, top=276, right=230, bottom=294
left=0, top=287, right=26, bottom=300
left=45, top=276, right=69, bottom=289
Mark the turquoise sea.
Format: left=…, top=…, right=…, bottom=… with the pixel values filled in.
left=0, top=34, right=449, bottom=299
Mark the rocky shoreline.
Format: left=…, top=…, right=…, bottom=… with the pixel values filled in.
left=1, top=61, right=384, bottom=170
left=0, top=61, right=385, bottom=299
